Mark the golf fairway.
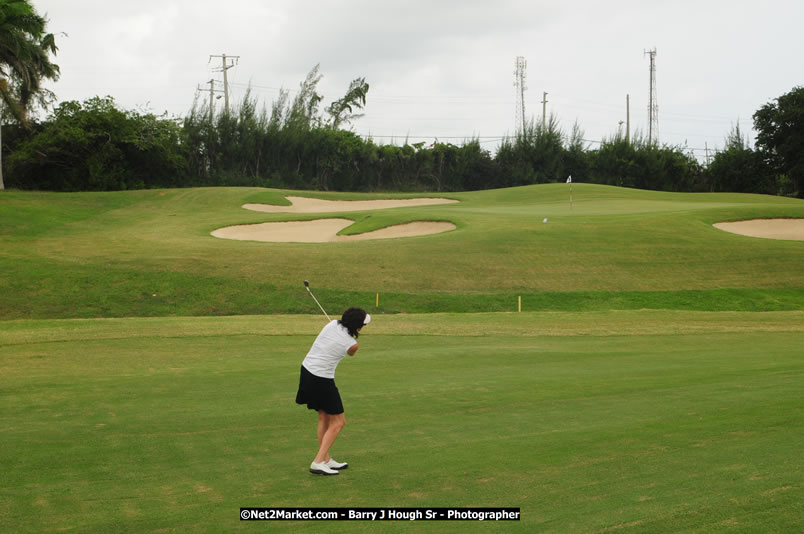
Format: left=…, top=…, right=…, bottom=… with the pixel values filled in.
left=1, top=312, right=802, bottom=533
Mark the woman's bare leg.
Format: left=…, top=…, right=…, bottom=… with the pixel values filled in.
left=314, top=412, right=345, bottom=463
left=317, top=411, right=330, bottom=454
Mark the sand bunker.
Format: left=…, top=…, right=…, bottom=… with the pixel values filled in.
left=213, top=196, right=458, bottom=243
left=212, top=218, right=456, bottom=243
left=243, top=196, right=458, bottom=213
left=713, top=218, right=804, bottom=241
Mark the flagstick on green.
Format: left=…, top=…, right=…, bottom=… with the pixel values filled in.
left=567, top=175, right=573, bottom=209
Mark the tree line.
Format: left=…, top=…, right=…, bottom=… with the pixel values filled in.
left=0, top=1, right=800, bottom=196
left=5, top=82, right=801, bottom=197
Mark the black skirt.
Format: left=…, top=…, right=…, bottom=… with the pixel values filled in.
left=295, top=365, right=344, bottom=415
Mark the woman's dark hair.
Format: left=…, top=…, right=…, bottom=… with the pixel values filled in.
left=339, top=307, right=367, bottom=338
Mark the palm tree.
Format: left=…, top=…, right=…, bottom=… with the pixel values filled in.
left=0, top=0, right=60, bottom=189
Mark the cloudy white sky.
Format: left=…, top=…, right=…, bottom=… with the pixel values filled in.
left=36, top=0, right=803, bottom=159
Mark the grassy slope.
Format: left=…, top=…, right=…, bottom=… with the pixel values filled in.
left=1, top=313, right=802, bottom=533
left=1, top=185, right=803, bottom=320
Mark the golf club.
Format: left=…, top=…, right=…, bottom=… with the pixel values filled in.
left=304, top=280, right=331, bottom=321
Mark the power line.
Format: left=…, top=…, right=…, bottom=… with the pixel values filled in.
left=215, top=66, right=736, bottom=159
left=225, top=81, right=743, bottom=125
left=352, top=132, right=720, bottom=152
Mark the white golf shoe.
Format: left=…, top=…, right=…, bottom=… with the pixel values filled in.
left=326, top=458, right=348, bottom=470
left=310, top=461, right=339, bottom=476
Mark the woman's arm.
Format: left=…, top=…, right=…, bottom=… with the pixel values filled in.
left=347, top=343, right=359, bottom=356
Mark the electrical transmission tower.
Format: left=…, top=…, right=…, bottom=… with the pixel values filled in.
left=645, top=48, right=658, bottom=144
left=209, top=53, right=240, bottom=114
left=514, top=56, right=527, bottom=134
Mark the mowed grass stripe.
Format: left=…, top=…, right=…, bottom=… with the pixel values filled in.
left=1, top=314, right=801, bottom=533
left=2, top=310, right=803, bottom=346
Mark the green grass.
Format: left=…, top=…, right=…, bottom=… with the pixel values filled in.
left=1, top=184, right=803, bottom=319
left=2, top=184, right=803, bottom=532
left=1, top=313, right=802, bottom=533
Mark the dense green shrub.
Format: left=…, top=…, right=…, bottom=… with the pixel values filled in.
left=7, top=96, right=186, bottom=191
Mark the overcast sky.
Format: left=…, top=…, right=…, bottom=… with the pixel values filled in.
left=36, top=0, right=803, bottom=159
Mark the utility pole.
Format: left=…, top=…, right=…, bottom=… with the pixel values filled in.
left=209, top=53, right=239, bottom=114
left=203, top=79, right=224, bottom=123
left=541, top=92, right=548, bottom=129
left=644, top=48, right=658, bottom=144
left=514, top=56, right=527, bottom=134
left=626, top=94, right=631, bottom=144
left=208, top=79, right=215, bottom=123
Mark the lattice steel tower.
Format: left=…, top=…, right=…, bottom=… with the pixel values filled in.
left=514, top=56, right=527, bottom=134
left=645, top=48, right=658, bottom=144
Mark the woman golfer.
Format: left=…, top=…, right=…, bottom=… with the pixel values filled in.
left=296, top=307, right=370, bottom=475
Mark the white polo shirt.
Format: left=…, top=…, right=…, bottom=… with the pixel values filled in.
left=301, top=320, right=357, bottom=379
